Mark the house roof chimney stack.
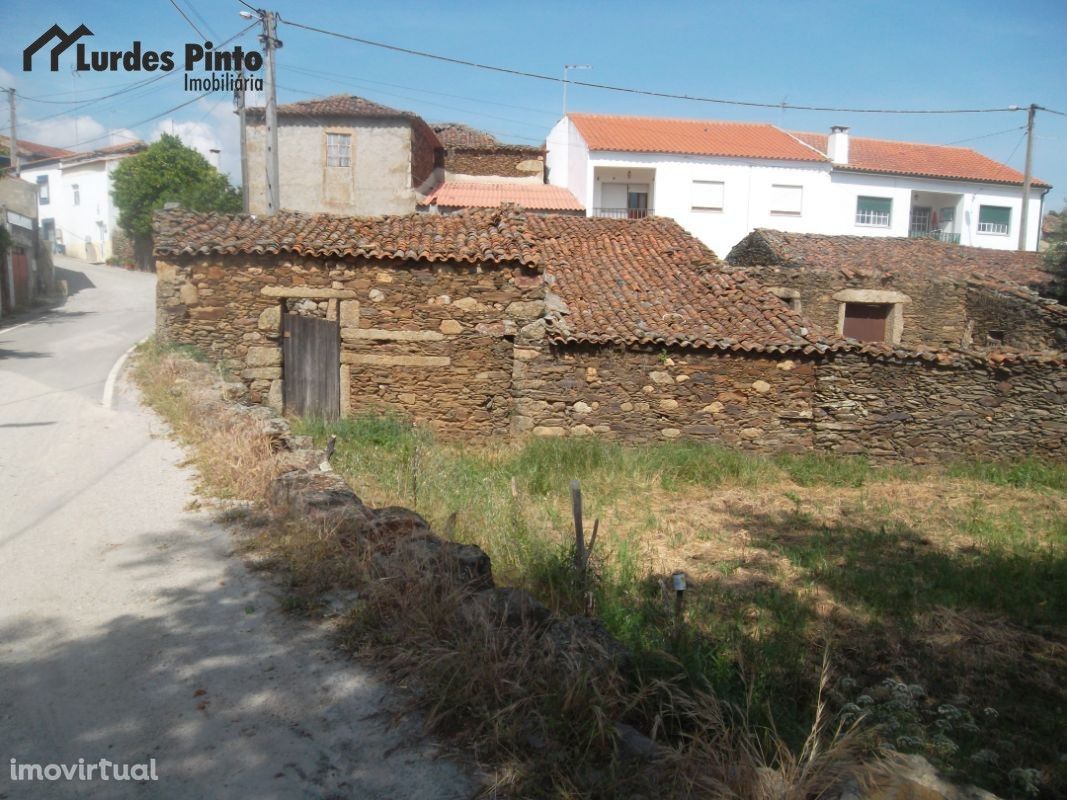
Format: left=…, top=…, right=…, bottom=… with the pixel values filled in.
left=828, top=125, right=850, bottom=165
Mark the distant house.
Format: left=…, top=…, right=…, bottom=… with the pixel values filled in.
left=245, top=95, right=443, bottom=216
left=0, top=175, right=43, bottom=316
left=546, top=113, right=1050, bottom=258
left=422, top=123, right=581, bottom=215
left=17, top=140, right=145, bottom=263
left=727, top=229, right=1065, bottom=351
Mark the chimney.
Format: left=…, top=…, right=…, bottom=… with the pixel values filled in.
left=828, top=125, right=850, bottom=165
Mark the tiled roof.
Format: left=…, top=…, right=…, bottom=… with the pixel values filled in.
left=568, top=113, right=828, bottom=162
left=789, top=131, right=1049, bottom=187
left=153, top=207, right=539, bottom=267
left=270, top=94, right=410, bottom=119
left=0, top=135, right=77, bottom=161
left=431, top=123, right=501, bottom=149
left=527, top=215, right=832, bottom=353
left=726, top=229, right=1056, bottom=292
left=420, top=182, right=583, bottom=212
left=154, top=207, right=835, bottom=353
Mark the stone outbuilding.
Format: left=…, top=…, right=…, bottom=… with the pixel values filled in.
left=154, top=208, right=1066, bottom=461
left=727, top=229, right=1066, bottom=351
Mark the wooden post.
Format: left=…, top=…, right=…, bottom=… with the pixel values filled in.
left=570, top=479, right=585, bottom=575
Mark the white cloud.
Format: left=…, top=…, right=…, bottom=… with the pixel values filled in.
left=20, top=115, right=137, bottom=150
left=152, top=97, right=242, bottom=185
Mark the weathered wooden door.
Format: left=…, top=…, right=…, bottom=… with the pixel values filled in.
left=282, top=313, right=340, bottom=420
left=842, top=302, right=891, bottom=343
left=11, top=249, right=30, bottom=307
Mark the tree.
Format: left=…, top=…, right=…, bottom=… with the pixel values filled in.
left=111, top=134, right=241, bottom=269
left=1043, top=206, right=1067, bottom=302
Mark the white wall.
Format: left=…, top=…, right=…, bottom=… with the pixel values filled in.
left=21, top=158, right=122, bottom=262
left=545, top=117, right=589, bottom=209
left=585, top=151, right=833, bottom=259
left=826, top=172, right=1045, bottom=249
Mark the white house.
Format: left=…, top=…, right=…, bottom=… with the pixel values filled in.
left=546, top=114, right=1050, bottom=259
left=19, top=141, right=145, bottom=262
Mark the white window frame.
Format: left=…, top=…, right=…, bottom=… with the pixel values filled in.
left=976, top=205, right=1011, bottom=235
left=691, top=180, right=724, bottom=212
left=326, top=132, right=352, bottom=168
left=769, top=184, right=803, bottom=216
left=855, top=196, right=892, bottom=227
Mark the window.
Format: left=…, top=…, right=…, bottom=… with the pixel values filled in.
left=770, top=184, right=803, bottom=216
left=842, top=302, right=892, bottom=342
left=856, top=196, right=891, bottom=226
left=977, top=205, right=1010, bottom=235
left=691, top=180, right=724, bottom=212
left=72, top=184, right=80, bottom=206
left=326, top=132, right=351, bottom=167
left=37, top=175, right=50, bottom=205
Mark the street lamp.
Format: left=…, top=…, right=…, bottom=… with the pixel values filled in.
left=562, top=64, right=591, bottom=116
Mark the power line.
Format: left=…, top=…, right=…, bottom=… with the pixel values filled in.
left=167, top=0, right=209, bottom=41
left=944, top=126, right=1026, bottom=145
left=280, top=17, right=1017, bottom=116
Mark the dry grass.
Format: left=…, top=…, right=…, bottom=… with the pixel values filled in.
left=131, top=340, right=282, bottom=502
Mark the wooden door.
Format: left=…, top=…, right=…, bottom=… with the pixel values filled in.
left=842, top=302, right=891, bottom=343
left=282, top=313, right=340, bottom=420
left=11, top=249, right=30, bottom=307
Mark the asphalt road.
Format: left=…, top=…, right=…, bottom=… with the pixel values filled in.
left=0, top=258, right=474, bottom=799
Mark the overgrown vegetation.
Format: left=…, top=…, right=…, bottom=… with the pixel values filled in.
left=294, top=414, right=1065, bottom=799
left=133, top=343, right=1065, bottom=798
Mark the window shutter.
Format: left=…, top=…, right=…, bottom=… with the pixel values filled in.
left=692, top=180, right=724, bottom=211
left=770, top=184, right=803, bottom=215
left=979, top=206, right=1011, bottom=226
left=858, top=197, right=892, bottom=214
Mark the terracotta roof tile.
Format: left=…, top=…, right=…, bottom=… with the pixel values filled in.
left=420, top=182, right=583, bottom=212
left=272, top=94, right=410, bottom=119
left=0, top=135, right=77, bottom=161
left=789, top=131, right=1049, bottom=187
left=525, top=215, right=831, bottom=352
left=568, top=113, right=827, bottom=162
left=153, top=207, right=539, bottom=267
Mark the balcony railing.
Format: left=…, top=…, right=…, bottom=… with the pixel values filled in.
left=908, top=229, right=961, bottom=244
left=593, top=207, right=654, bottom=220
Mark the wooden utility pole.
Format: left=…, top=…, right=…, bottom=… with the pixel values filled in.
left=1017, top=103, right=1037, bottom=252
left=261, top=11, right=281, bottom=216
left=7, top=89, right=19, bottom=176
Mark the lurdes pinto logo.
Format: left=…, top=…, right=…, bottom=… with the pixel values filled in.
left=23, top=22, right=263, bottom=91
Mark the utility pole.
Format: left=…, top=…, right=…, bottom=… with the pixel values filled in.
left=235, top=70, right=249, bottom=213
left=261, top=10, right=281, bottom=216
left=6, top=88, right=18, bottom=176
left=1018, top=103, right=1037, bottom=252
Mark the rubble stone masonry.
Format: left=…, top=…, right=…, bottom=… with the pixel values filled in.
left=158, top=256, right=1066, bottom=462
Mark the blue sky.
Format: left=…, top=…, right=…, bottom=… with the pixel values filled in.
left=3, top=0, right=1066, bottom=208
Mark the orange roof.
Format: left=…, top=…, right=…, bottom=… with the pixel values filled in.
left=421, top=182, right=583, bottom=211
left=790, top=131, right=1049, bottom=187
left=568, top=113, right=828, bottom=162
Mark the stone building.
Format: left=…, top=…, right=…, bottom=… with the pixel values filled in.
left=727, top=229, right=1066, bottom=351
left=245, top=95, right=443, bottom=216
left=154, top=208, right=1066, bottom=462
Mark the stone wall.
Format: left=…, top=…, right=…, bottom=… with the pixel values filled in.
left=444, top=148, right=545, bottom=179
left=743, top=266, right=970, bottom=349
left=156, top=254, right=544, bottom=436
left=157, top=252, right=1066, bottom=461
left=513, top=344, right=816, bottom=452
left=964, top=286, right=1066, bottom=351
left=813, top=353, right=1066, bottom=461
